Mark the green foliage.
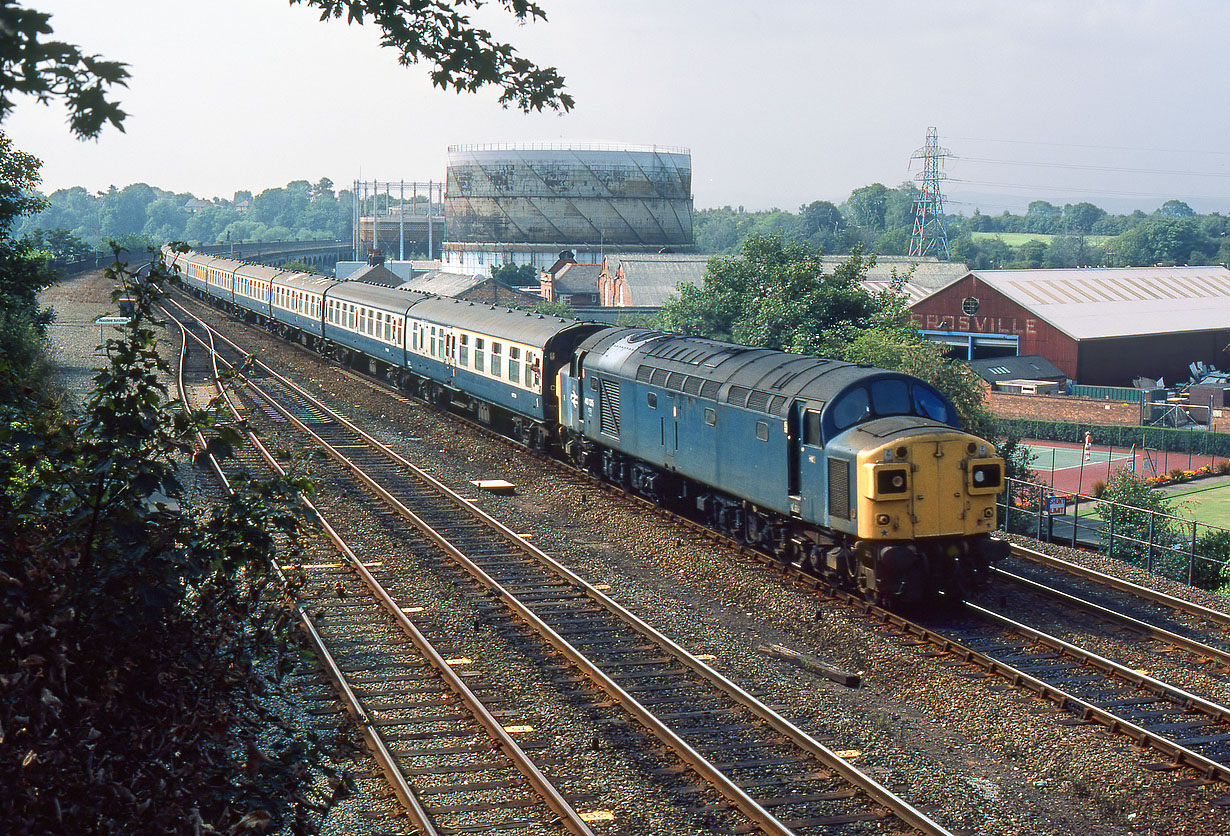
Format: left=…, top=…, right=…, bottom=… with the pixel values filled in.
left=19, top=179, right=355, bottom=248
left=654, top=234, right=885, bottom=358
left=491, top=261, right=538, bottom=286
left=0, top=252, right=337, bottom=833
left=1194, top=528, right=1230, bottom=591
left=292, top=0, right=571, bottom=111
left=531, top=297, right=575, bottom=318
left=1097, top=469, right=1184, bottom=570
left=0, top=4, right=130, bottom=139
left=280, top=258, right=320, bottom=274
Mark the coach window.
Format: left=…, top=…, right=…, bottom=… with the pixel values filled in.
left=756, top=420, right=769, bottom=441
left=527, top=352, right=540, bottom=388
left=475, top=338, right=485, bottom=372
left=429, top=326, right=437, bottom=356
left=348, top=304, right=355, bottom=330
left=491, top=342, right=502, bottom=377
left=509, top=346, right=521, bottom=384
left=459, top=334, right=469, bottom=366
left=375, top=311, right=383, bottom=339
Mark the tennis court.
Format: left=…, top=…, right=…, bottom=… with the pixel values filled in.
left=1021, top=439, right=1223, bottom=494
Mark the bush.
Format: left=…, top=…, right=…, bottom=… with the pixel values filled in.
left=1196, top=529, right=1230, bottom=591
left=1091, top=480, right=1106, bottom=498
left=1218, top=459, right=1230, bottom=475
left=1169, top=468, right=1188, bottom=482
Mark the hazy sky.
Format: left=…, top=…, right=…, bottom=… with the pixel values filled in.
left=7, top=0, right=1230, bottom=214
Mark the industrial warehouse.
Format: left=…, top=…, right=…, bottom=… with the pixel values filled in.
left=909, top=266, right=1230, bottom=386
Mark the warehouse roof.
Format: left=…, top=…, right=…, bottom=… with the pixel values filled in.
left=966, top=266, right=1230, bottom=340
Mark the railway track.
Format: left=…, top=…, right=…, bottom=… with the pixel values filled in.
left=165, top=296, right=954, bottom=836
left=171, top=309, right=600, bottom=836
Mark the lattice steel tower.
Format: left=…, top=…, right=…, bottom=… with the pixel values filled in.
left=909, top=126, right=951, bottom=260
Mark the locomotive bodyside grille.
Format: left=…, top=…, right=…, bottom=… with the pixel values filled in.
left=828, top=458, right=850, bottom=519
left=598, top=377, right=621, bottom=438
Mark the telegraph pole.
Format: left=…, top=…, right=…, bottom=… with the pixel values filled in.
left=909, top=126, right=951, bottom=261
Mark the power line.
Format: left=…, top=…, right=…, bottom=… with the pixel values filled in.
left=952, top=156, right=1230, bottom=179
left=947, top=176, right=1228, bottom=202
left=945, top=134, right=1230, bottom=158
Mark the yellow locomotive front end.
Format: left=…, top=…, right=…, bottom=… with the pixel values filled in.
left=855, top=433, right=1003, bottom=542
left=824, top=421, right=1009, bottom=607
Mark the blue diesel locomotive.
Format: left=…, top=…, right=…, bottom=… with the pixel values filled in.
left=165, top=246, right=1007, bottom=606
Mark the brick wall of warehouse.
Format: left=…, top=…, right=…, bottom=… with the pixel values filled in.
left=987, top=392, right=1141, bottom=426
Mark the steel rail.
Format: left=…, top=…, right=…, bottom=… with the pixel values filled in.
left=991, top=565, right=1230, bottom=668
left=963, top=601, right=1230, bottom=783
left=173, top=299, right=955, bottom=836
left=790, top=580, right=1230, bottom=785
left=170, top=311, right=443, bottom=836
left=170, top=307, right=593, bottom=836
left=1007, top=542, right=1230, bottom=629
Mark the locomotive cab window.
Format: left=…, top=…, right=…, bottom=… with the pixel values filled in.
left=913, top=385, right=951, bottom=424
left=832, top=388, right=870, bottom=430
left=870, top=379, right=911, bottom=416
left=803, top=409, right=822, bottom=445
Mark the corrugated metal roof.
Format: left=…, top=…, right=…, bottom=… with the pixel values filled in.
left=402, top=270, right=489, bottom=297
left=968, top=266, right=1230, bottom=340
left=861, top=280, right=936, bottom=305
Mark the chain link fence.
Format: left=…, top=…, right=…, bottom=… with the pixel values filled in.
left=1000, top=477, right=1230, bottom=590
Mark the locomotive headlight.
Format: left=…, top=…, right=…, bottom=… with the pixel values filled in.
left=967, top=459, right=1003, bottom=493
left=873, top=466, right=910, bottom=497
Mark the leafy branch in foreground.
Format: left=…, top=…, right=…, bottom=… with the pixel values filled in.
left=0, top=250, right=342, bottom=834
left=295, top=0, right=572, bottom=111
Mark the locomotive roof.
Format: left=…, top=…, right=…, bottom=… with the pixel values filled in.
left=580, top=329, right=926, bottom=417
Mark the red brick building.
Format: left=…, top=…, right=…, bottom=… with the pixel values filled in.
left=911, top=267, right=1230, bottom=386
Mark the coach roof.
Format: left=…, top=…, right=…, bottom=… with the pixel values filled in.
left=407, top=295, right=594, bottom=345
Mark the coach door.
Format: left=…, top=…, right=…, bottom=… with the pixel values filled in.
left=441, top=329, right=457, bottom=379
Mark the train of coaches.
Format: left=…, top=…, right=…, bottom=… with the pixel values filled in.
left=165, top=245, right=1009, bottom=608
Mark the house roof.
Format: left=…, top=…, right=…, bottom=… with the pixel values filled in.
left=821, top=255, right=968, bottom=291
left=606, top=253, right=711, bottom=307
left=402, top=270, right=491, bottom=297
left=346, top=262, right=404, bottom=287
left=554, top=264, right=602, bottom=295
left=965, top=266, right=1230, bottom=340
